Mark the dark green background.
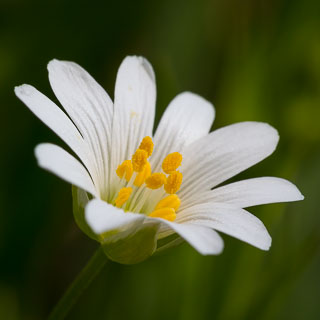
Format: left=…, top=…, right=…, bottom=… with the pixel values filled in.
left=1, top=0, right=319, bottom=319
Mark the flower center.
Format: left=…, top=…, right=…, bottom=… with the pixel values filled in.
left=113, top=136, right=183, bottom=221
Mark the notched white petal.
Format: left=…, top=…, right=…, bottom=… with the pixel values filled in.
left=181, top=177, right=304, bottom=210
left=177, top=203, right=272, bottom=251
left=85, top=199, right=145, bottom=235
left=151, top=92, right=215, bottom=171
left=153, top=218, right=224, bottom=255
left=14, top=84, right=93, bottom=171
left=179, top=121, right=280, bottom=199
left=48, top=59, right=113, bottom=197
left=207, top=177, right=304, bottom=208
left=110, top=56, right=156, bottom=192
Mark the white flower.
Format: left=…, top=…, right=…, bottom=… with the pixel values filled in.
left=15, top=56, right=304, bottom=264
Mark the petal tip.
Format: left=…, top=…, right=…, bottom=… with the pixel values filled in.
left=33, top=143, right=50, bottom=166
left=258, top=121, right=280, bottom=142
left=279, top=178, right=305, bottom=202
left=47, top=59, right=69, bottom=74
left=258, top=231, right=272, bottom=251
left=14, top=84, right=32, bottom=97
left=14, top=85, right=23, bottom=96
left=139, top=57, right=155, bottom=82
left=179, top=91, right=215, bottom=116
left=47, top=58, right=60, bottom=68
left=121, top=55, right=155, bottom=82
left=248, top=121, right=280, bottom=153
left=261, top=238, right=272, bottom=251
left=289, top=183, right=304, bottom=201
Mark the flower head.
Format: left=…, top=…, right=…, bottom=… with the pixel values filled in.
left=15, top=56, right=304, bottom=264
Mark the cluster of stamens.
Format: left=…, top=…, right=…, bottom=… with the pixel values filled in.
left=114, top=136, right=183, bottom=221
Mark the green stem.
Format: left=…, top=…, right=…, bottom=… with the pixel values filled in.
left=48, top=246, right=107, bottom=320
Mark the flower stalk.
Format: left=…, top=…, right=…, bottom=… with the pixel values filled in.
left=48, top=247, right=107, bottom=320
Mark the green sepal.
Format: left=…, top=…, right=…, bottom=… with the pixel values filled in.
left=155, top=234, right=184, bottom=255
left=72, top=186, right=161, bottom=264
left=101, top=222, right=160, bottom=265
left=72, top=186, right=99, bottom=241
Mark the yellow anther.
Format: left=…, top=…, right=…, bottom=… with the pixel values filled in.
left=145, top=172, right=167, bottom=189
left=164, top=171, right=183, bottom=194
left=155, top=194, right=181, bottom=211
left=134, top=161, right=151, bottom=187
left=162, top=152, right=183, bottom=174
left=116, top=160, right=133, bottom=181
left=132, top=149, right=148, bottom=172
left=115, top=187, right=132, bottom=208
left=149, top=208, right=176, bottom=221
left=139, top=136, right=154, bottom=157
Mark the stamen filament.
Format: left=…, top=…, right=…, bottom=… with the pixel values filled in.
left=143, top=188, right=166, bottom=213
left=132, top=188, right=153, bottom=213
left=134, top=161, right=151, bottom=187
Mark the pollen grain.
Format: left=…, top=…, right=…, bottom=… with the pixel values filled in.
left=134, top=161, right=151, bottom=187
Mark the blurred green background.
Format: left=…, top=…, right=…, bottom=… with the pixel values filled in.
left=1, top=0, right=319, bottom=319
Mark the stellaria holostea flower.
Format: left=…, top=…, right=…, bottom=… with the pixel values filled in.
left=15, top=56, right=304, bottom=264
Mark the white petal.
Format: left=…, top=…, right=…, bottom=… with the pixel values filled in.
left=151, top=92, right=215, bottom=172
left=14, top=85, right=96, bottom=179
left=181, top=177, right=304, bottom=210
left=109, top=56, right=156, bottom=195
left=177, top=203, right=271, bottom=250
left=48, top=60, right=113, bottom=197
left=179, top=122, right=279, bottom=199
left=85, top=199, right=145, bottom=235
left=35, top=143, right=97, bottom=197
left=155, top=219, right=224, bottom=255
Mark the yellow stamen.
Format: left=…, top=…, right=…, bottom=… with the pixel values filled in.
left=116, top=160, right=133, bottom=181
left=115, top=187, right=132, bottom=208
left=139, top=136, right=154, bottom=157
left=155, top=194, right=181, bottom=211
left=145, top=172, right=167, bottom=189
left=149, top=208, right=176, bottom=221
left=134, top=161, right=151, bottom=187
left=162, top=152, right=183, bottom=174
left=164, top=171, right=183, bottom=194
left=132, top=149, right=148, bottom=172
